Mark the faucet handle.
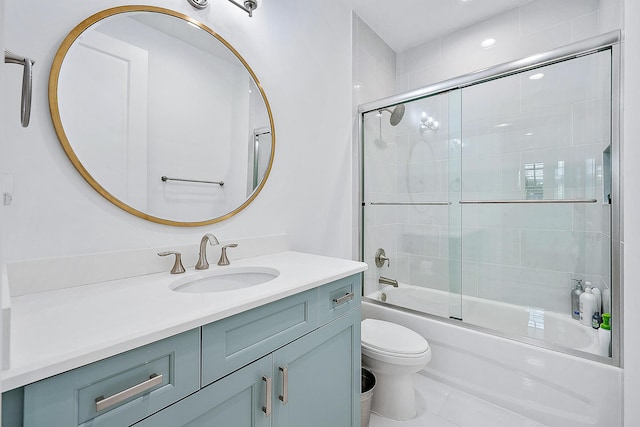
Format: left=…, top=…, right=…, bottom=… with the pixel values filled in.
left=375, top=248, right=390, bottom=268
left=218, top=244, right=238, bottom=266
left=158, top=251, right=186, bottom=274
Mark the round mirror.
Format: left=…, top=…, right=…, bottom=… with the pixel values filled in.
left=49, top=6, right=275, bottom=226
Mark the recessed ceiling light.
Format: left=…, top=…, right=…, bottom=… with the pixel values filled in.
left=529, top=73, right=544, bottom=80
left=525, top=132, right=533, bottom=136
left=481, top=38, right=496, bottom=49
left=496, top=123, right=510, bottom=128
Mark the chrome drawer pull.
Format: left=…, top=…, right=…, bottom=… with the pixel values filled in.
left=333, top=292, right=354, bottom=305
left=278, top=366, right=288, bottom=405
left=262, top=376, right=272, bottom=416
left=95, top=373, right=163, bottom=412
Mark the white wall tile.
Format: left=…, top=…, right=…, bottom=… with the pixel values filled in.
left=572, top=11, right=600, bottom=41
left=519, top=0, right=599, bottom=36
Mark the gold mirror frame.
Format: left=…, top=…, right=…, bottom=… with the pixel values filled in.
left=49, top=5, right=275, bottom=227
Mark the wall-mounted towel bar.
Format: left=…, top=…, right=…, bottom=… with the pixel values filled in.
left=161, top=176, right=224, bottom=186
left=4, top=49, right=35, bottom=127
left=459, top=199, right=597, bottom=204
left=368, top=202, right=451, bottom=206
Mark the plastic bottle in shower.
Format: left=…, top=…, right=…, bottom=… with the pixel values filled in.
left=599, top=313, right=612, bottom=357
left=587, top=282, right=602, bottom=314
left=580, top=286, right=597, bottom=326
left=571, top=279, right=584, bottom=320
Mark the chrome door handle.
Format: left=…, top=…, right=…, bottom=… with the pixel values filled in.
left=262, top=375, right=272, bottom=416
left=95, top=373, right=163, bottom=412
left=278, top=366, right=288, bottom=405
left=333, top=292, right=354, bottom=305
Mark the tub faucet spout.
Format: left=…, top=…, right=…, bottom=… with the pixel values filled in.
left=379, top=276, right=398, bottom=287
left=196, top=233, right=220, bottom=270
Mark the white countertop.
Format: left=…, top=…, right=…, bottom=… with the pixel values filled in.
left=2, top=251, right=367, bottom=391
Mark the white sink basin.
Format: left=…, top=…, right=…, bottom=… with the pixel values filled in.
left=170, top=267, right=279, bottom=293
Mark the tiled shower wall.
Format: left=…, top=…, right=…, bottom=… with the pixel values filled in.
left=395, top=0, right=622, bottom=94
left=356, top=0, right=622, bottom=315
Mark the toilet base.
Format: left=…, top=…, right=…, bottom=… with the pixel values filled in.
left=369, top=371, right=417, bottom=421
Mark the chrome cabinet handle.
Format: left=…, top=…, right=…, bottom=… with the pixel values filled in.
left=262, top=376, right=272, bottom=416
left=278, top=366, right=288, bottom=405
left=333, top=292, right=354, bottom=305
left=95, top=373, right=163, bottom=412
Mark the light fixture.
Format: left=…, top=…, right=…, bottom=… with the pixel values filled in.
left=496, top=123, right=510, bottom=128
left=529, top=73, right=544, bottom=80
left=228, top=0, right=260, bottom=17
left=187, top=0, right=209, bottom=9
left=187, top=0, right=261, bottom=17
left=525, top=132, right=533, bottom=136
left=420, top=112, right=440, bottom=132
left=481, top=38, right=496, bottom=49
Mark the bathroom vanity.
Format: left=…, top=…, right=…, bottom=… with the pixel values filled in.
left=1, top=243, right=365, bottom=426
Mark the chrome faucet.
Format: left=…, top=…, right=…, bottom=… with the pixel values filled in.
left=195, top=233, right=220, bottom=270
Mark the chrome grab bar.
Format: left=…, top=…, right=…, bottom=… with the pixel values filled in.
left=161, top=176, right=224, bottom=186
left=459, top=199, right=597, bottom=204
left=4, top=49, right=34, bottom=127
left=95, top=373, right=163, bottom=412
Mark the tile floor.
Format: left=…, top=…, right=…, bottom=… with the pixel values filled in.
left=367, top=372, right=547, bottom=427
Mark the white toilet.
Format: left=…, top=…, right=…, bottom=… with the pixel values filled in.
left=361, top=318, right=432, bottom=421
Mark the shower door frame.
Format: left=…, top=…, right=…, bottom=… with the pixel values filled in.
left=358, top=30, right=622, bottom=366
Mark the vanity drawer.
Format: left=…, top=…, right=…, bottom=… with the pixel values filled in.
left=318, top=274, right=361, bottom=325
left=202, top=288, right=318, bottom=386
left=23, top=328, right=200, bottom=427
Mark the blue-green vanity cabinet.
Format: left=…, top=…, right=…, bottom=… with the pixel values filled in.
left=201, top=288, right=319, bottom=386
left=134, top=309, right=360, bottom=427
left=5, top=274, right=362, bottom=427
left=272, top=308, right=360, bottom=427
left=23, top=328, right=201, bottom=427
left=134, top=355, right=273, bottom=427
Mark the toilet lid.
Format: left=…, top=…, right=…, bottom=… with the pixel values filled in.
left=361, top=319, right=429, bottom=355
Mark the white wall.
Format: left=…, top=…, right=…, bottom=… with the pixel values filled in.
left=1, top=0, right=354, bottom=264
left=0, top=0, right=5, bottom=415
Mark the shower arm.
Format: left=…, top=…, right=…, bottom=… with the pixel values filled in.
left=4, top=49, right=35, bottom=127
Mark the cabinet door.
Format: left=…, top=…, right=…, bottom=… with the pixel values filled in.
left=134, top=355, right=272, bottom=427
left=272, top=309, right=360, bottom=427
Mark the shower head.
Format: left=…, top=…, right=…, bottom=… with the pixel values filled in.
left=378, top=104, right=405, bottom=126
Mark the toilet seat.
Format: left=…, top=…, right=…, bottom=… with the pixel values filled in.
left=361, top=318, right=430, bottom=357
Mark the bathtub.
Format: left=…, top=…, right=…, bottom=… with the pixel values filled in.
left=363, top=285, right=623, bottom=427
left=369, top=284, right=601, bottom=354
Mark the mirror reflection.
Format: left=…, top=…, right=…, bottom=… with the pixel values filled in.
left=51, top=6, right=274, bottom=226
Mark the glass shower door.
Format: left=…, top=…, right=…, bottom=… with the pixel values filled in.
left=459, top=50, right=612, bottom=355
left=362, top=90, right=463, bottom=321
